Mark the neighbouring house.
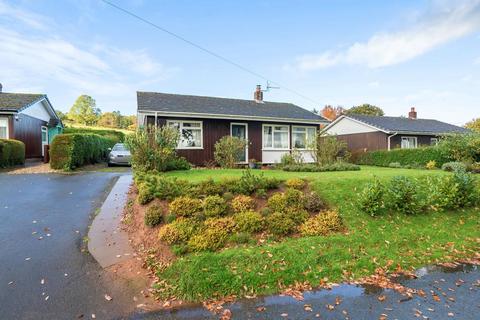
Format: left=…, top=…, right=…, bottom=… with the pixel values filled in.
left=0, top=84, right=63, bottom=158
left=137, top=86, right=329, bottom=165
left=323, top=107, right=469, bottom=153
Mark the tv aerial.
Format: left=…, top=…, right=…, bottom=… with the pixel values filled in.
left=263, top=81, right=280, bottom=92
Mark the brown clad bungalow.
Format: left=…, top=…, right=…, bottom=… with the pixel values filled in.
left=323, top=107, right=468, bottom=153
left=0, top=84, right=63, bottom=158
left=137, top=86, right=329, bottom=165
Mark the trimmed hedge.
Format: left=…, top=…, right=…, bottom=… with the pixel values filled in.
left=0, top=139, right=25, bottom=167
left=50, top=134, right=115, bottom=170
left=356, top=147, right=450, bottom=167
left=63, top=127, right=125, bottom=143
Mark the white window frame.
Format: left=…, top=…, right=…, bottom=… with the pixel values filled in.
left=401, top=136, right=417, bottom=149
left=0, top=117, right=9, bottom=139
left=292, top=126, right=317, bottom=150
left=262, top=124, right=290, bottom=150
left=166, top=120, right=203, bottom=149
left=430, top=137, right=439, bottom=146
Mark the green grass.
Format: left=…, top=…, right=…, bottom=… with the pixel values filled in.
left=155, top=166, right=480, bottom=301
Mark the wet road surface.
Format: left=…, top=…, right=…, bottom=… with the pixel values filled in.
left=0, top=173, right=140, bottom=320
left=135, top=264, right=479, bottom=320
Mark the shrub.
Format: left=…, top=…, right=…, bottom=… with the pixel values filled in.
left=356, top=147, right=449, bottom=168
left=387, top=176, right=423, bottom=214
left=169, top=196, right=203, bottom=217
left=219, top=171, right=281, bottom=194
left=310, top=134, right=350, bottom=165
left=144, top=205, right=163, bottom=227
left=158, top=218, right=198, bottom=245
left=437, top=133, right=480, bottom=163
left=450, top=170, right=480, bottom=207
left=284, top=208, right=309, bottom=225
left=266, top=212, right=297, bottom=236
left=358, top=178, right=386, bottom=216
left=229, top=232, right=253, bottom=245
left=234, top=211, right=264, bottom=233
left=125, top=126, right=189, bottom=172
left=137, top=173, right=192, bottom=201
left=285, top=178, right=306, bottom=190
left=188, top=217, right=235, bottom=251
left=388, top=162, right=402, bottom=168
left=441, top=161, right=467, bottom=172
left=137, top=182, right=154, bottom=205
left=267, top=189, right=304, bottom=213
left=194, top=178, right=222, bottom=197
left=260, top=207, right=272, bottom=217
left=425, top=160, right=437, bottom=170
left=0, top=139, right=25, bottom=167
left=282, top=162, right=360, bottom=172
left=171, top=244, right=189, bottom=256
left=63, top=127, right=125, bottom=142
left=50, top=134, right=114, bottom=170
left=299, top=210, right=343, bottom=236
left=267, top=193, right=287, bottom=212
left=213, top=136, right=247, bottom=168
left=222, top=192, right=234, bottom=201
left=231, top=195, right=256, bottom=213
left=203, top=195, right=227, bottom=217
left=280, top=149, right=304, bottom=167
left=303, top=192, right=325, bottom=212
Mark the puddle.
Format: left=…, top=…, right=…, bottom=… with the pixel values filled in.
left=416, top=263, right=478, bottom=277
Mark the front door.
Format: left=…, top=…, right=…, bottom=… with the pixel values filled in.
left=230, top=123, right=248, bottom=163
left=41, top=126, right=48, bottom=157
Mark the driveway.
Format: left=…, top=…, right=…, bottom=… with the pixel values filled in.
left=0, top=172, right=139, bottom=320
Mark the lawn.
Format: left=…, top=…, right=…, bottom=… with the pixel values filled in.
left=155, top=166, right=480, bottom=301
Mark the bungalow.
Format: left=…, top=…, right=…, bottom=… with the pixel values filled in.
left=0, top=84, right=63, bottom=158
left=323, top=107, right=468, bottom=152
left=137, top=86, right=329, bottom=165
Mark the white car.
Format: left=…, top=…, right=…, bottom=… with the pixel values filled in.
left=107, top=143, right=131, bottom=166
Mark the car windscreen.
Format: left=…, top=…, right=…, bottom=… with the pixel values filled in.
left=112, top=144, right=128, bottom=151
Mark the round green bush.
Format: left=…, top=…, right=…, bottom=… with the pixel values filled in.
left=285, top=178, right=306, bottom=190
left=266, top=212, right=297, bottom=237
left=203, top=195, right=228, bottom=217
left=285, top=208, right=309, bottom=225
left=267, top=193, right=287, bottom=212
left=187, top=217, right=235, bottom=252
left=234, top=210, right=264, bottom=233
left=168, top=196, right=203, bottom=217
left=144, top=204, right=163, bottom=227
left=158, top=218, right=198, bottom=245
left=231, top=195, right=256, bottom=213
left=299, top=209, right=343, bottom=236
left=137, top=183, right=154, bottom=205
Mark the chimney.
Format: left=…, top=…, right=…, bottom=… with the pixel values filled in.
left=408, top=107, right=417, bottom=119
left=254, top=84, right=263, bottom=103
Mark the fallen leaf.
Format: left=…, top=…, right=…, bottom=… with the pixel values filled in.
left=104, top=294, right=112, bottom=301
left=448, top=312, right=454, bottom=317
left=256, top=306, right=266, bottom=312
left=280, top=313, right=288, bottom=317
left=378, top=295, right=386, bottom=302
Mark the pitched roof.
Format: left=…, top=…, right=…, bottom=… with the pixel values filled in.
left=347, top=114, right=468, bottom=134
left=0, top=93, right=46, bottom=111
left=137, top=91, right=328, bottom=123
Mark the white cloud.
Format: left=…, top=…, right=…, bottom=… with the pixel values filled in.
left=289, top=0, right=480, bottom=71
left=0, top=1, right=175, bottom=112
left=0, top=0, right=49, bottom=30
left=475, top=56, right=480, bottom=64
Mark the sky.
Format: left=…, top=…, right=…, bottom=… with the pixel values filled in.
left=0, top=0, right=479, bottom=125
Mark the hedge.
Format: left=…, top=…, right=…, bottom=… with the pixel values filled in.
left=63, top=127, right=125, bottom=143
left=0, top=139, right=25, bottom=167
left=50, top=134, right=115, bottom=170
left=356, top=146, right=450, bottom=167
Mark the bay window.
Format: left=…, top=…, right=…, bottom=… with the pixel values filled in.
left=263, top=125, right=289, bottom=149
left=292, top=126, right=317, bottom=149
left=167, top=120, right=203, bottom=149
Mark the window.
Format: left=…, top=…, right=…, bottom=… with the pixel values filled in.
left=263, top=125, right=289, bottom=149
left=430, top=138, right=439, bottom=146
left=401, top=136, right=417, bottom=149
left=292, top=126, right=317, bottom=149
left=167, top=120, right=203, bottom=149
left=0, top=118, right=8, bottom=139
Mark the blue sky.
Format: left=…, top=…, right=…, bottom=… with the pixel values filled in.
left=0, top=0, right=479, bottom=125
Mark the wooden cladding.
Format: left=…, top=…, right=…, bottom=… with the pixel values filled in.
left=147, top=116, right=319, bottom=166
left=12, top=113, right=47, bottom=158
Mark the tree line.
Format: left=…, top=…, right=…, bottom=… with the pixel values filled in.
left=56, top=95, right=136, bottom=130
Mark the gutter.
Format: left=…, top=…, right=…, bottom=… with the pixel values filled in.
left=387, top=132, right=398, bottom=151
